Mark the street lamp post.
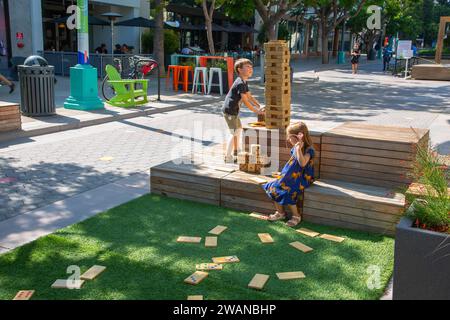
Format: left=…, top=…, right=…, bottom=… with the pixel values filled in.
left=64, top=0, right=104, bottom=110
left=102, top=12, right=123, bottom=58
left=337, top=21, right=346, bottom=64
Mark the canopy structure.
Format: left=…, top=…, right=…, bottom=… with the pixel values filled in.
left=52, top=15, right=109, bottom=26
left=116, top=17, right=156, bottom=28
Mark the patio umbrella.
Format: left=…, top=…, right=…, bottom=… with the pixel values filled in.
left=52, top=15, right=109, bottom=26
left=116, top=17, right=157, bottom=53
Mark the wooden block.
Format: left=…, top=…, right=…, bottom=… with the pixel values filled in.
left=276, top=271, right=306, bottom=280
left=51, top=279, right=85, bottom=289
left=258, top=233, right=274, bottom=243
left=319, top=234, right=345, bottom=243
left=80, top=265, right=106, bottom=280
left=248, top=274, right=270, bottom=290
left=208, top=225, right=228, bottom=235
left=177, top=236, right=202, bottom=243
left=212, top=256, right=240, bottom=264
left=249, top=212, right=270, bottom=220
left=289, top=241, right=313, bottom=253
left=247, top=164, right=256, bottom=173
left=205, top=236, right=218, bottom=247
left=296, top=228, right=320, bottom=238
left=184, top=271, right=208, bottom=285
left=187, top=295, right=204, bottom=300
left=196, top=263, right=223, bottom=271
left=249, top=177, right=268, bottom=184
left=239, top=163, right=249, bottom=172
left=13, top=290, right=35, bottom=300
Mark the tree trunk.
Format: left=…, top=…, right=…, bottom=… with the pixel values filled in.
left=332, top=26, right=340, bottom=57
left=321, top=24, right=329, bottom=64
left=205, top=18, right=215, bottom=54
left=267, top=22, right=277, bottom=41
left=303, top=22, right=310, bottom=57
left=202, top=0, right=216, bottom=55
left=153, top=0, right=165, bottom=75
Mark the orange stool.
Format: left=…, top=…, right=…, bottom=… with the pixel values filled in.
left=166, top=65, right=179, bottom=89
left=174, top=66, right=194, bottom=92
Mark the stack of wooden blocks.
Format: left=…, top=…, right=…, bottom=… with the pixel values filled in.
left=264, top=40, right=291, bottom=129
left=238, top=144, right=270, bottom=174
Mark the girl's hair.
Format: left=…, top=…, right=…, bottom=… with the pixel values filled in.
left=286, top=122, right=314, bottom=153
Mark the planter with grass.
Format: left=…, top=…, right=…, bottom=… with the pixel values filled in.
left=393, top=147, right=450, bottom=300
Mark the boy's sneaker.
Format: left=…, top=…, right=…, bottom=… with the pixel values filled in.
left=8, top=83, right=15, bottom=94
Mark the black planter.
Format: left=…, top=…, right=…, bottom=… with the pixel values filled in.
left=210, top=70, right=229, bottom=94
left=393, top=217, right=450, bottom=300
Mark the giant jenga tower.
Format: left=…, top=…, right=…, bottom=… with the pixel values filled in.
left=264, top=41, right=291, bottom=129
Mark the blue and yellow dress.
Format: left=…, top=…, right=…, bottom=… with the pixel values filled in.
left=263, top=147, right=315, bottom=205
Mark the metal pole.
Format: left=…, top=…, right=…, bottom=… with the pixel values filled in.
left=77, top=0, right=89, bottom=65
left=111, top=20, right=114, bottom=61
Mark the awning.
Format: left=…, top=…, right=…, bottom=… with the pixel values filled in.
left=52, top=15, right=109, bottom=26
left=116, top=17, right=156, bottom=28
left=166, top=3, right=227, bottom=19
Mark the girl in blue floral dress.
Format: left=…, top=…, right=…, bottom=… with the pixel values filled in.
left=263, top=122, right=315, bottom=227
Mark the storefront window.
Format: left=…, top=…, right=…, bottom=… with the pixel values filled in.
left=0, top=0, right=10, bottom=71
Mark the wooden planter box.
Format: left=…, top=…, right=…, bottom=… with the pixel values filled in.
left=0, top=102, right=21, bottom=132
left=393, top=216, right=450, bottom=300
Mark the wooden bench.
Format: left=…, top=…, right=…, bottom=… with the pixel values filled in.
left=221, top=171, right=276, bottom=214
left=303, top=179, right=405, bottom=235
left=0, top=102, right=21, bottom=132
left=150, top=160, right=235, bottom=206
left=320, top=123, right=429, bottom=188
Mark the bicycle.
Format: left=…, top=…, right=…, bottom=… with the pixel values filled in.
left=102, top=55, right=159, bottom=102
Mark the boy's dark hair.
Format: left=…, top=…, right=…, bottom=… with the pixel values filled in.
left=234, top=58, right=253, bottom=75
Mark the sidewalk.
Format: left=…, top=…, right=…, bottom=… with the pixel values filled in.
left=0, top=75, right=223, bottom=143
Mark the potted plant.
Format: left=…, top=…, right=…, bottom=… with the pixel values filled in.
left=208, top=60, right=229, bottom=94
left=393, top=146, right=450, bottom=300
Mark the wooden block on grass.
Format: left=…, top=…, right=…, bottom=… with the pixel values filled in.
left=296, top=228, right=320, bottom=238
left=249, top=212, right=269, bottom=221
left=205, top=236, right=218, bottom=247
left=290, top=241, right=313, bottom=253
left=248, top=274, right=270, bottom=290
left=51, top=279, right=85, bottom=289
left=13, top=290, right=35, bottom=300
left=319, top=234, right=345, bottom=243
left=177, top=236, right=202, bottom=243
left=187, top=295, right=204, bottom=300
left=196, top=263, right=223, bottom=271
left=276, top=271, right=306, bottom=280
left=208, top=225, right=228, bottom=235
left=212, top=256, right=240, bottom=264
left=80, top=265, right=106, bottom=280
left=184, top=271, right=208, bottom=285
left=258, top=233, right=274, bottom=243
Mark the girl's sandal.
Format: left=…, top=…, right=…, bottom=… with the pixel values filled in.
left=268, top=211, right=287, bottom=221
left=286, top=216, right=302, bottom=227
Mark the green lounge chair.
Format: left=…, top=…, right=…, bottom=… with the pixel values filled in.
left=105, top=64, right=149, bottom=107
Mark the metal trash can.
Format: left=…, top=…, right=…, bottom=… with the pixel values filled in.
left=18, top=55, right=56, bottom=116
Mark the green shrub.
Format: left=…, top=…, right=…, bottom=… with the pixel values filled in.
left=142, top=29, right=180, bottom=55
left=406, top=146, right=450, bottom=233
left=208, top=60, right=228, bottom=72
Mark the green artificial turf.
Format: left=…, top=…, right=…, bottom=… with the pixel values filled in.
left=0, top=194, right=395, bottom=300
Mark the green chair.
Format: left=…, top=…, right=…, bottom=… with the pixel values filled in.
left=105, top=64, right=149, bottom=107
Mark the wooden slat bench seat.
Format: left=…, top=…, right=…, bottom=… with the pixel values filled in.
left=0, top=102, right=21, bottom=132
left=150, top=160, right=236, bottom=206
left=320, top=123, right=429, bottom=188
left=220, top=171, right=276, bottom=214
left=303, top=179, right=406, bottom=235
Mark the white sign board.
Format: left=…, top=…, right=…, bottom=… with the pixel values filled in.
left=397, top=40, right=412, bottom=58
left=402, top=50, right=414, bottom=59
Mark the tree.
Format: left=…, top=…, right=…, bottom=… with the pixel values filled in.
left=254, top=0, right=304, bottom=41
left=202, top=0, right=218, bottom=55
left=309, top=0, right=367, bottom=64
left=152, top=0, right=165, bottom=75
